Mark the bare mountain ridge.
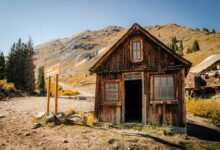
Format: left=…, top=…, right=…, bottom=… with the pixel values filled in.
left=34, top=24, right=220, bottom=77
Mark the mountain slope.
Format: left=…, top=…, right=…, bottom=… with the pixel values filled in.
left=34, top=24, right=220, bottom=77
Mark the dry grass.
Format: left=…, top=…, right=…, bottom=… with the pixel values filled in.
left=0, top=80, right=16, bottom=91
left=61, top=74, right=96, bottom=87
left=59, top=89, right=79, bottom=96
left=186, top=98, right=220, bottom=124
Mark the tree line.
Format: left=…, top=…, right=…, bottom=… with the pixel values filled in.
left=168, top=36, right=200, bottom=55
left=0, top=38, right=36, bottom=94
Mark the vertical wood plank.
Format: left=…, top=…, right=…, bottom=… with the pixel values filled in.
left=54, top=74, right=59, bottom=113
left=46, top=77, right=51, bottom=114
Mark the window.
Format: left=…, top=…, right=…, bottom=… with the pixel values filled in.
left=105, top=82, right=119, bottom=101
left=130, top=39, right=143, bottom=62
left=153, top=76, right=175, bottom=100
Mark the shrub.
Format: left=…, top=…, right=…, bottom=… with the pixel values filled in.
left=85, top=113, right=97, bottom=126
left=59, top=89, right=79, bottom=96
left=0, top=80, right=16, bottom=91
left=186, top=99, right=220, bottom=124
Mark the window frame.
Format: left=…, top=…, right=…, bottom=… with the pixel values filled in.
left=102, top=80, right=121, bottom=104
left=130, top=38, right=143, bottom=63
left=151, top=75, right=177, bottom=103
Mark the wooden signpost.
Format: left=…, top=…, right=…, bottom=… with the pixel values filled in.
left=45, top=63, right=60, bottom=114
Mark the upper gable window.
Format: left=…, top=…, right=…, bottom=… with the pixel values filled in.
left=130, top=39, right=143, bottom=62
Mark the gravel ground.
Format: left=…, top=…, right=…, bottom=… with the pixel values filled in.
left=0, top=97, right=219, bottom=150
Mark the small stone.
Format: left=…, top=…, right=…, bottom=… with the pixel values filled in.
left=56, top=112, right=65, bottom=121
left=16, top=133, right=21, bottom=135
left=62, top=139, right=68, bottom=143
left=6, top=140, right=9, bottom=143
left=67, top=114, right=83, bottom=122
left=113, top=142, right=119, bottom=150
left=32, top=123, right=42, bottom=129
left=38, top=142, right=44, bottom=145
left=0, top=114, right=5, bottom=118
left=35, top=112, right=46, bottom=119
left=25, top=133, right=31, bottom=136
left=108, top=138, right=117, bottom=144
left=41, top=134, right=45, bottom=137
left=46, top=114, right=56, bottom=123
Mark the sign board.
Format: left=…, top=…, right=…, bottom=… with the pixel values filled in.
left=45, top=63, right=60, bottom=77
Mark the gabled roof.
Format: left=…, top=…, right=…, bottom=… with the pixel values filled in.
left=89, top=23, right=192, bottom=74
left=190, top=54, right=220, bottom=74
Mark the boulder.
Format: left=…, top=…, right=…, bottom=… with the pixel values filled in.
left=35, top=112, right=46, bottom=119
left=32, top=123, right=42, bottom=129
left=56, top=112, right=66, bottom=121
left=0, top=114, right=5, bottom=119
left=46, top=114, right=56, bottom=123
left=67, top=114, right=83, bottom=123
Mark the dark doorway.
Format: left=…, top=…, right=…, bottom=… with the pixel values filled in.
left=125, top=80, right=142, bottom=122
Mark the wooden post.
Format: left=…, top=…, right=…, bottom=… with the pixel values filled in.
left=54, top=74, right=59, bottom=113
left=47, top=77, right=51, bottom=114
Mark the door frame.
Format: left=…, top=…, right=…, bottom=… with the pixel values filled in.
left=122, top=72, right=146, bottom=123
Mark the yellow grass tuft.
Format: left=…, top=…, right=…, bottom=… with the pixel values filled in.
left=186, top=98, right=220, bottom=124
left=59, top=89, right=79, bottom=96
left=0, top=80, right=16, bottom=91
left=85, top=113, right=97, bottom=126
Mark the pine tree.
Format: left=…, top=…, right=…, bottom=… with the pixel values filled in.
left=186, top=46, right=192, bottom=54
left=0, top=51, right=5, bottom=79
left=6, top=43, right=16, bottom=83
left=192, top=40, right=200, bottom=52
left=212, top=28, right=216, bottom=33
left=37, top=66, right=45, bottom=90
left=24, top=38, right=35, bottom=94
left=178, top=40, right=184, bottom=56
left=170, top=36, right=178, bottom=53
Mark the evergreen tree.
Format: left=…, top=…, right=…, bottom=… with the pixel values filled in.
left=203, top=28, right=209, bottom=32
left=24, top=38, right=35, bottom=94
left=6, top=43, right=16, bottom=83
left=0, top=51, right=5, bottom=79
left=212, top=28, right=216, bottom=33
left=192, top=40, right=200, bottom=52
left=168, top=36, right=184, bottom=56
left=178, top=40, right=184, bottom=56
left=14, top=38, right=26, bottom=89
left=37, top=66, right=45, bottom=90
left=186, top=46, right=192, bottom=54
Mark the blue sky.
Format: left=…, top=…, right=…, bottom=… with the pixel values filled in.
left=0, top=0, right=219, bottom=54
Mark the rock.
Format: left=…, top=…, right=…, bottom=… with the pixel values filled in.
left=32, top=123, right=42, bottom=129
left=108, top=138, right=117, bottom=144
left=35, top=112, right=46, bottom=119
left=113, top=142, right=119, bottom=150
left=41, top=134, right=46, bottom=137
left=38, top=142, right=44, bottom=145
left=0, top=114, right=5, bottom=118
left=25, top=133, right=31, bottom=136
left=56, top=112, right=65, bottom=121
left=46, top=114, right=56, bottom=123
left=62, top=139, right=68, bottom=143
left=67, top=114, right=83, bottom=123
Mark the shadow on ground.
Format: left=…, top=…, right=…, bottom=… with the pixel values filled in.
left=187, top=122, right=220, bottom=141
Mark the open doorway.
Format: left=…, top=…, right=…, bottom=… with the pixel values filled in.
left=125, top=80, right=142, bottom=122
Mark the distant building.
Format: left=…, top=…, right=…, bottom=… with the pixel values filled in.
left=185, top=54, right=220, bottom=99
left=90, top=23, right=191, bottom=129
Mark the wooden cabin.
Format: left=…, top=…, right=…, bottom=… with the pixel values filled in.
left=185, top=54, right=220, bottom=99
left=89, top=23, right=191, bottom=128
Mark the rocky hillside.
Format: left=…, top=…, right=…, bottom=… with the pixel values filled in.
left=34, top=24, right=220, bottom=78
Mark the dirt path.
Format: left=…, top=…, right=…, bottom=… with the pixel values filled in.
left=0, top=97, right=220, bottom=150
left=59, top=82, right=95, bottom=97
